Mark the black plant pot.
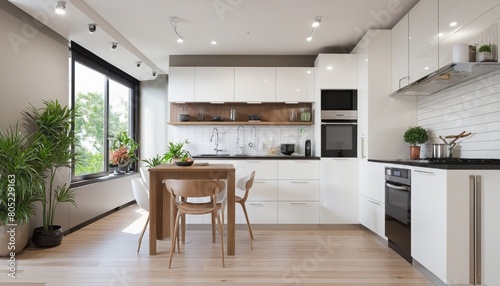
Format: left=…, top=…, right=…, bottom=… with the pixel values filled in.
left=32, top=225, right=63, bottom=248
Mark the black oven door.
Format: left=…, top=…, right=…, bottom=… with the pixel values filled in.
left=320, top=122, right=357, bottom=157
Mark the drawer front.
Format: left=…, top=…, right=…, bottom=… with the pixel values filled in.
left=278, top=202, right=320, bottom=224
left=278, top=180, right=320, bottom=201
left=233, top=160, right=278, bottom=180
left=236, top=202, right=277, bottom=224
left=247, top=180, right=277, bottom=201
left=278, top=160, right=320, bottom=180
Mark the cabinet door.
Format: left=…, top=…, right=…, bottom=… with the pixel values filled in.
left=411, top=167, right=447, bottom=282
left=358, top=161, right=384, bottom=202
left=168, top=67, right=195, bottom=102
left=315, top=54, right=358, bottom=89
left=277, top=180, right=320, bottom=201
left=194, top=67, right=234, bottom=102
left=408, top=0, right=439, bottom=83
left=278, top=202, right=320, bottom=224
left=234, top=160, right=278, bottom=181
left=247, top=180, right=277, bottom=202
left=391, top=14, right=409, bottom=92
left=237, top=202, right=277, bottom=224
left=278, top=160, right=320, bottom=180
left=358, top=194, right=385, bottom=238
left=234, top=67, right=276, bottom=102
left=276, top=67, right=315, bottom=102
left=320, top=158, right=358, bottom=224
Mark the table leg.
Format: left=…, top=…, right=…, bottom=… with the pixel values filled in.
left=149, top=172, right=158, bottom=255
left=227, top=169, right=235, bottom=255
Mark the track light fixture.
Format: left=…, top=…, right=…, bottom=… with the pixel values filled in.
left=88, top=23, right=97, bottom=33
left=55, top=1, right=66, bottom=15
left=111, top=42, right=118, bottom=50
left=170, top=17, right=184, bottom=43
left=306, top=16, right=322, bottom=41
left=136, top=61, right=142, bottom=68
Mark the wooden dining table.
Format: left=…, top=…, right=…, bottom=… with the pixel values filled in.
left=148, top=163, right=236, bottom=255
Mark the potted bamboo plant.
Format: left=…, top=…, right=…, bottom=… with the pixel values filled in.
left=22, top=100, right=79, bottom=248
left=403, top=126, right=429, bottom=160
left=0, top=125, right=43, bottom=255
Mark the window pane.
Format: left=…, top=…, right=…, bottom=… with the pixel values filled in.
left=108, top=79, right=131, bottom=138
left=74, top=62, right=106, bottom=176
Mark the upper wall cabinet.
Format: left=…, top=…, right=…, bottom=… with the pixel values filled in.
left=168, top=67, right=195, bottom=102
left=276, top=67, right=315, bottom=102
left=234, top=67, right=276, bottom=102
left=315, top=54, right=358, bottom=89
left=392, top=14, right=409, bottom=92
left=194, top=67, right=235, bottom=102
left=408, top=0, right=439, bottom=84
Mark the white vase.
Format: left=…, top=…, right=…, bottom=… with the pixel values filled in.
left=0, top=222, right=30, bottom=256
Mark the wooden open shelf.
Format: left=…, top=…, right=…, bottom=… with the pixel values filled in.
left=169, top=102, right=314, bottom=125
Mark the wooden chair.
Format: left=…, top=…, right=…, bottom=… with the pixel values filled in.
left=131, top=178, right=150, bottom=253
left=235, top=171, right=256, bottom=249
left=163, top=179, right=226, bottom=268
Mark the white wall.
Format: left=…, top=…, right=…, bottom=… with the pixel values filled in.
left=418, top=72, right=500, bottom=159
left=139, top=74, right=168, bottom=164
left=0, top=1, right=69, bottom=130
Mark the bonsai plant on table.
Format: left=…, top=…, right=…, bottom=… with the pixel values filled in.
left=0, top=125, right=43, bottom=255
left=109, top=131, right=139, bottom=174
left=22, top=100, right=79, bottom=248
left=403, top=126, right=429, bottom=160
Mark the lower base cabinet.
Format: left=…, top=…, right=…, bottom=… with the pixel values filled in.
left=278, top=202, right=320, bottom=224
left=358, top=194, right=385, bottom=237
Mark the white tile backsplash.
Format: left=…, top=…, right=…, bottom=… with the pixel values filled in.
left=418, top=72, right=500, bottom=159
left=168, top=125, right=314, bottom=156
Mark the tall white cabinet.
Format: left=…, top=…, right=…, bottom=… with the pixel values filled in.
left=391, top=15, right=409, bottom=92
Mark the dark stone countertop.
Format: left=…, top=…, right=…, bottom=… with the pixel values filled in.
left=192, top=155, right=320, bottom=160
left=369, top=159, right=500, bottom=170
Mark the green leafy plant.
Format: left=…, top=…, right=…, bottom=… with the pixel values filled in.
left=164, top=140, right=191, bottom=163
left=403, top=126, right=429, bottom=146
left=0, top=125, right=43, bottom=224
left=109, top=131, right=139, bottom=166
left=142, top=154, right=166, bottom=168
left=479, top=44, right=492, bottom=53
left=22, top=100, right=79, bottom=231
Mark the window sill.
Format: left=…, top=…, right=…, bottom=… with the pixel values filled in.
left=70, top=172, right=138, bottom=188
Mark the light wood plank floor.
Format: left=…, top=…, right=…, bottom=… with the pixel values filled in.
left=0, top=204, right=433, bottom=286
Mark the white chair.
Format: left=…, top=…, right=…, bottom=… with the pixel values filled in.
left=139, top=166, right=150, bottom=190
left=131, top=177, right=150, bottom=252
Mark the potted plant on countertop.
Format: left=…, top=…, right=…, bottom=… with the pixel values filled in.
left=478, top=44, right=492, bottom=62
left=403, top=126, right=429, bottom=160
left=0, top=125, right=43, bottom=255
left=22, top=100, right=79, bottom=248
left=164, top=140, right=193, bottom=166
left=109, top=131, right=139, bottom=174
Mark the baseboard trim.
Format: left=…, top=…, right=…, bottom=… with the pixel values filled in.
left=413, top=259, right=445, bottom=286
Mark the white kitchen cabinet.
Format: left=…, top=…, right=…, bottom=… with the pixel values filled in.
left=234, top=67, right=276, bottom=102
left=276, top=67, right=315, bottom=102
left=391, top=14, right=409, bottom=92
left=277, top=160, right=320, bottom=180
left=314, top=54, right=357, bottom=89
left=194, top=67, right=234, bottom=102
left=319, top=158, right=358, bottom=224
left=233, top=159, right=277, bottom=181
left=357, top=161, right=385, bottom=237
left=168, top=67, right=195, bottom=102
left=278, top=180, right=320, bottom=201
left=408, top=0, right=439, bottom=83
left=278, top=202, right=320, bottom=224
left=238, top=202, right=278, bottom=224
left=358, top=195, right=385, bottom=237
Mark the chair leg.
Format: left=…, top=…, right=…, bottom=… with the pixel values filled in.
left=216, top=212, right=225, bottom=268
left=181, top=214, right=186, bottom=244
left=239, top=202, right=254, bottom=250
left=211, top=212, right=216, bottom=243
left=221, top=199, right=226, bottom=230
left=169, top=211, right=182, bottom=269
left=137, top=214, right=149, bottom=253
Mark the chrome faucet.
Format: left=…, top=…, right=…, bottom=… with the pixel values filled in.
left=210, top=127, right=223, bottom=154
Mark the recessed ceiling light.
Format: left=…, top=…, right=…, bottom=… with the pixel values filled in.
left=177, top=38, right=184, bottom=43
left=306, top=70, right=312, bottom=74
left=438, top=33, right=444, bottom=37
left=450, top=21, right=457, bottom=27
left=326, top=66, right=333, bottom=70
left=211, top=41, right=217, bottom=45
left=306, top=36, right=312, bottom=42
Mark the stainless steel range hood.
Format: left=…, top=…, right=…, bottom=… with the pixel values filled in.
left=389, top=62, right=500, bottom=97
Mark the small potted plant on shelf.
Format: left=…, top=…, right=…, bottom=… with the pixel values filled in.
left=403, top=126, right=429, bottom=160
left=164, top=140, right=193, bottom=166
left=109, top=131, right=139, bottom=174
left=478, top=44, right=492, bottom=62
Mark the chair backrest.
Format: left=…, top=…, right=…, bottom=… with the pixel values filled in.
left=163, top=179, right=225, bottom=205
left=237, top=171, right=256, bottom=202
left=131, top=178, right=150, bottom=212
left=139, top=167, right=150, bottom=190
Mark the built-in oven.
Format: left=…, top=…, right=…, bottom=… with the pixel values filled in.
left=385, top=166, right=412, bottom=263
left=320, top=89, right=358, bottom=158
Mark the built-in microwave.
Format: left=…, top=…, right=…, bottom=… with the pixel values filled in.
left=321, top=89, right=357, bottom=111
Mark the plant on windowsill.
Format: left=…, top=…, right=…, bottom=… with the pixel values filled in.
left=109, top=131, right=139, bottom=174
left=403, top=126, right=429, bottom=160
left=22, top=100, right=79, bottom=248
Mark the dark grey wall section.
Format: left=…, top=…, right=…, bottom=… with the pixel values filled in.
left=169, top=55, right=316, bottom=67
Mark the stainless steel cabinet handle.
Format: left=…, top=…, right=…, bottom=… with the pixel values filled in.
left=367, top=199, right=382, bottom=206
left=321, top=122, right=357, bottom=125
left=361, top=136, right=366, bottom=159
left=290, top=181, right=309, bottom=184
left=469, top=175, right=482, bottom=285
left=253, top=181, right=266, bottom=184
left=386, top=182, right=410, bottom=191
left=414, top=170, right=434, bottom=175
left=398, top=76, right=409, bottom=89
left=290, top=203, right=308, bottom=206
left=246, top=161, right=263, bottom=163
left=248, top=203, right=264, bottom=207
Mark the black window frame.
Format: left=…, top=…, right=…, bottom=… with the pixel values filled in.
left=70, top=41, right=139, bottom=182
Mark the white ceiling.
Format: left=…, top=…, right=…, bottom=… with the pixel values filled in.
left=9, top=0, right=419, bottom=81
